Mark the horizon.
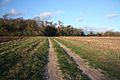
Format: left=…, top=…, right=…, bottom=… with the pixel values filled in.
left=0, top=0, right=120, bottom=32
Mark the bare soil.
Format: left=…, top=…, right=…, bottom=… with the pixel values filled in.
left=47, top=38, right=63, bottom=80
left=0, top=36, right=23, bottom=43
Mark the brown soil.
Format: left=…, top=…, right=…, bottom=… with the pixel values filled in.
left=47, top=38, right=63, bottom=80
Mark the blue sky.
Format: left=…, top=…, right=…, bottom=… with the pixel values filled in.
left=0, top=0, right=120, bottom=32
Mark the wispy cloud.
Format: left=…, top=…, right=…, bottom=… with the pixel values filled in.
left=55, top=10, right=64, bottom=14
left=10, top=8, right=23, bottom=16
left=106, top=13, right=119, bottom=19
left=3, top=8, right=22, bottom=18
left=38, top=10, right=64, bottom=20
left=77, top=17, right=84, bottom=22
left=0, top=0, right=11, bottom=8
left=39, top=12, right=54, bottom=20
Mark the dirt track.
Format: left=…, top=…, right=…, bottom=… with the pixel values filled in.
left=47, top=38, right=63, bottom=80
left=54, top=39, right=110, bottom=80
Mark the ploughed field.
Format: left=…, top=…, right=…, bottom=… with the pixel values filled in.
left=0, top=36, right=23, bottom=43
left=0, top=36, right=120, bottom=80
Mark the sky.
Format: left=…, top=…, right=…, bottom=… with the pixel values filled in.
left=0, top=0, right=120, bottom=32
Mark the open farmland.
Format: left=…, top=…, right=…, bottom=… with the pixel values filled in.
left=56, top=37, right=120, bottom=80
left=1, top=0, right=120, bottom=80
left=0, top=37, right=49, bottom=80
left=0, top=36, right=120, bottom=80
left=62, top=37, right=120, bottom=52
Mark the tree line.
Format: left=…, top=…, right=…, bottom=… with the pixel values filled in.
left=0, top=18, right=85, bottom=36
left=0, top=17, right=120, bottom=36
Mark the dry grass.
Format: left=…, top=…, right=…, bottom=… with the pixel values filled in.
left=56, top=37, right=120, bottom=80
left=62, top=37, right=120, bottom=52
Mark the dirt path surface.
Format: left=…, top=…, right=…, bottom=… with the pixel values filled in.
left=54, top=39, right=110, bottom=80
left=47, top=38, right=63, bottom=80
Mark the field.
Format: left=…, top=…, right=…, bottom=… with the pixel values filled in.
left=56, top=37, right=120, bottom=80
left=0, top=36, right=23, bottom=43
left=0, top=36, right=120, bottom=80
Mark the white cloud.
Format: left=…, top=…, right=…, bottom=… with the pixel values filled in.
left=9, top=8, right=22, bottom=17
left=10, top=8, right=17, bottom=14
left=38, top=10, right=64, bottom=20
left=3, top=8, right=22, bottom=18
left=106, top=13, right=119, bottom=19
left=39, top=12, right=54, bottom=20
left=77, top=17, right=84, bottom=22
left=56, top=10, right=64, bottom=14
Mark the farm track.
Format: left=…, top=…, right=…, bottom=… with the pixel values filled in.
left=54, top=39, right=110, bottom=80
left=47, top=38, right=63, bottom=80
